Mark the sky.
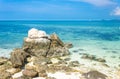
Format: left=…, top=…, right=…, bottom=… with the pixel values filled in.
left=0, top=0, right=120, bottom=20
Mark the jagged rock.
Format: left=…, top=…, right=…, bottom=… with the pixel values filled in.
left=0, top=71, right=12, bottom=79
left=82, top=70, right=107, bottom=79
left=23, top=28, right=70, bottom=57
left=10, top=48, right=29, bottom=68
left=22, top=69, right=38, bottom=77
left=50, top=33, right=64, bottom=47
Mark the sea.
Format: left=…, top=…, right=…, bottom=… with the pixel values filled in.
left=0, top=20, right=120, bottom=68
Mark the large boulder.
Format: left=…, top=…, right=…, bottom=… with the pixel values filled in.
left=23, top=28, right=70, bottom=57
left=10, top=48, right=29, bottom=68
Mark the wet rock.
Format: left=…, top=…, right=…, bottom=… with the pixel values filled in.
left=10, top=48, right=29, bottom=68
left=0, top=71, right=12, bottom=79
left=82, top=70, right=107, bottom=79
left=22, top=69, right=38, bottom=77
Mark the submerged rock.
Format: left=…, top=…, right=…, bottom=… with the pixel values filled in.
left=82, top=70, right=107, bottom=79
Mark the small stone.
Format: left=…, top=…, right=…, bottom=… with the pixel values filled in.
left=22, top=69, right=38, bottom=77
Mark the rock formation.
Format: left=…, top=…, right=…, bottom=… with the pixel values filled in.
left=23, top=28, right=70, bottom=57
left=10, top=28, right=71, bottom=69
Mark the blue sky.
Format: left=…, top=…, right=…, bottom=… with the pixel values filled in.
left=0, top=0, right=120, bottom=20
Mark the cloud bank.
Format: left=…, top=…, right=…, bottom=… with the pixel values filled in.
left=69, top=0, right=115, bottom=6
left=112, top=7, right=120, bottom=16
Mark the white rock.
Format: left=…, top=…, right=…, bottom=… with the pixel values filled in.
left=28, top=28, right=39, bottom=38
left=28, top=28, right=48, bottom=38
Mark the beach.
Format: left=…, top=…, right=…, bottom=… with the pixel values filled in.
left=0, top=21, right=120, bottom=79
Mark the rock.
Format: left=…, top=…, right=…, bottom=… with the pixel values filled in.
left=96, top=58, right=106, bottom=62
left=10, top=48, right=29, bottom=68
left=23, top=38, right=51, bottom=57
left=69, top=61, right=80, bottom=67
left=58, top=60, right=67, bottom=65
left=64, top=58, right=71, bottom=61
left=82, top=70, right=107, bottom=79
left=23, top=29, right=70, bottom=57
left=28, top=28, right=48, bottom=39
left=50, top=33, right=64, bottom=47
left=34, top=64, right=48, bottom=73
left=38, top=70, right=47, bottom=77
left=33, top=56, right=52, bottom=65
left=0, top=57, right=8, bottom=65
left=64, top=43, right=73, bottom=48
left=81, top=54, right=89, bottom=59
left=22, top=69, right=38, bottom=77
left=0, top=71, right=12, bottom=79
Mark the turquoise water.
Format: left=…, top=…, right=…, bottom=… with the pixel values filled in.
left=0, top=21, right=120, bottom=67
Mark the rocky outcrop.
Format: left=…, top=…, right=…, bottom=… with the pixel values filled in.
left=23, top=28, right=70, bottom=57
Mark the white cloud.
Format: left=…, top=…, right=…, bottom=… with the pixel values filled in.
left=112, top=7, right=120, bottom=16
left=69, top=0, right=115, bottom=6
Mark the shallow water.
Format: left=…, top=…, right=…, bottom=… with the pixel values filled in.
left=0, top=20, right=120, bottom=67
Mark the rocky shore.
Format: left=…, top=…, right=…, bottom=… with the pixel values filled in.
left=0, top=28, right=120, bottom=79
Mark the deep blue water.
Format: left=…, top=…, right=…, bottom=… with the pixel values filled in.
left=0, top=20, right=120, bottom=49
